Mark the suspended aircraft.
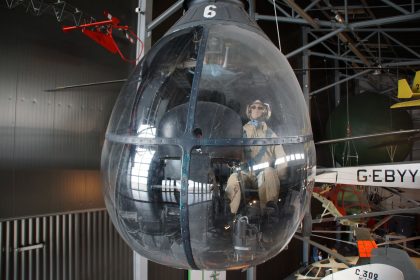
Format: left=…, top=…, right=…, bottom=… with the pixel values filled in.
left=62, top=11, right=143, bottom=64
left=12, top=0, right=417, bottom=272
left=99, top=0, right=420, bottom=272
left=4, top=0, right=420, bottom=275
left=293, top=213, right=420, bottom=279
left=391, top=71, right=420, bottom=109
left=291, top=227, right=420, bottom=280
left=291, top=248, right=418, bottom=280
left=101, top=0, right=315, bottom=271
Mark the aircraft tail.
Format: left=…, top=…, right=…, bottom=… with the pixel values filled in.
left=398, top=71, right=420, bottom=99
left=412, top=71, right=420, bottom=93
left=397, top=79, right=413, bottom=98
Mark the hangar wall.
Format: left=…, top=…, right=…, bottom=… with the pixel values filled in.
left=0, top=1, right=334, bottom=279
left=0, top=209, right=133, bottom=280
left=0, top=2, right=136, bottom=279
left=0, top=2, right=131, bottom=219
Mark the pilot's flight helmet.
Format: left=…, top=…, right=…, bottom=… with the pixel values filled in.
left=246, top=99, right=271, bottom=121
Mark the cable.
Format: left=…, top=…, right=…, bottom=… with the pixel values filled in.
left=271, top=0, right=281, bottom=50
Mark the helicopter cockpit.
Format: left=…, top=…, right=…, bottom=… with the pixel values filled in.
left=102, top=12, right=315, bottom=270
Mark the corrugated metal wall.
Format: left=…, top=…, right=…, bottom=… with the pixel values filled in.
left=0, top=5, right=127, bottom=170
left=0, top=209, right=133, bottom=280
left=0, top=2, right=132, bottom=219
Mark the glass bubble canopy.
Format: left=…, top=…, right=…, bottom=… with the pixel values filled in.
left=102, top=20, right=316, bottom=270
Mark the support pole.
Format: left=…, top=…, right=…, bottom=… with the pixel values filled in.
left=134, top=1, right=153, bottom=279
left=302, top=27, right=310, bottom=107
left=133, top=253, right=148, bottom=280
left=248, top=0, right=256, bottom=19
left=301, top=30, right=312, bottom=256
left=246, top=267, right=257, bottom=280
left=302, top=207, right=312, bottom=266
left=137, top=0, right=153, bottom=58
left=334, top=35, right=341, bottom=106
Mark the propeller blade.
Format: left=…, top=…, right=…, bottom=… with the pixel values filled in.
left=45, top=79, right=126, bottom=92
left=312, top=207, right=420, bottom=223
left=315, top=129, right=420, bottom=145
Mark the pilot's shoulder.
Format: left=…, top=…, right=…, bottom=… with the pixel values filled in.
left=243, top=123, right=253, bottom=131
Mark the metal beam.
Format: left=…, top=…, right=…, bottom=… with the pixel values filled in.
left=302, top=206, right=312, bottom=266
left=304, top=0, right=321, bottom=12
left=246, top=267, right=257, bottom=280
left=378, top=236, right=420, bottom=246
left=381, top=31, right=420, bottom=58
left=267, top=0, right=290, bottom=17
left=383, top=187, right=420, bottom=206
left=310, top=28, right=420, bottom=32
left=302, top=26, right=310, bottom=107
left=313, top=207, right=420, bottom=223
left=308, top=51, right=363, bottom=64
left=134, top=253, right=148, bottom=280
left=255, top=14, right=342, bottom=28
left=380, top=0, right=410, bottom=15
left=137, top=0, right=153, bottom=55
left=341, top=31, right=377, bottom=56
left=283, top=0, right=320, bottom=28
left=286, top=28, right=345, bottom=58
left=315, top=128, right=420, bottom=145
left=310, top=69, right=372, bottom=96
left=309, top=32, right=337, bottom=56
left=383, top=60, right=420, bottom=67
left=249, top=0, right=256, bottom=19
left=344, top=0, right=348, bottom=24
left=293, top=235, right=353, bottom=266
left=372, top=216, right=393, bottom=232
left=310, top=233, right=357, bottom=245
left=146, top=0, right=183, bottom=32
left=320, top=0, right=372, bottom=66
left=350, top=13, right=420, bottom=28
left=338, top=33, right=372, bottom=65
left=334, top=39, right=341, bottom=106
left=282, top=0, right=371, bottom=65
left=135, top=1, right=152, bottom=278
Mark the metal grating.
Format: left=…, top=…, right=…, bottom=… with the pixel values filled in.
left=0, top=209, right=132, bottom=280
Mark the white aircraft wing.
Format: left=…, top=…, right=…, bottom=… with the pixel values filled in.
left=316, top=162, right=420, bottom=189
left=321, top=263, right=403, bottom=280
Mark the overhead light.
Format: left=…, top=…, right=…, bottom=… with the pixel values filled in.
left=373, top=64, right=382, bottom=76
left=334, top=13, right=344, bottom=23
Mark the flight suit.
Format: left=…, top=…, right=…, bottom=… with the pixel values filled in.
left=225, top=120, right=287, bottom=214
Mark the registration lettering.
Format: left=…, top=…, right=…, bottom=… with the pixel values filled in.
left=355, top=268, right=379, bottom=280
left=357, top=169, right=418, bottom=183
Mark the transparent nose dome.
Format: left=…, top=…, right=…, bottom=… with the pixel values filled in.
left=102, top=23, right=316, bottom=270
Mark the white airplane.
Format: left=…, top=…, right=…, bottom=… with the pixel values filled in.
left=291, top=248, right=419, bottom=280
left=316, top=162, right=419, bottom=189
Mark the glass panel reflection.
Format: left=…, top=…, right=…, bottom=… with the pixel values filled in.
left=112, top=144, right=189, bottom=268
left=188, top=144, right=314, bottom=269
left=195, top=24, right=312, bottom=138
left=102, top=18, right=316, bottom=270
left=107, top=27, right=203, bottom=137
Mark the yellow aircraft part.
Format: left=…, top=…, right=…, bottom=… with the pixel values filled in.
left=398, top=79, right=413, bottom=98
left=391, top=98, right=420, bottom=109
left=397, top=71, right=420, bottom=99
left=412, top=71, right=420, bottom=93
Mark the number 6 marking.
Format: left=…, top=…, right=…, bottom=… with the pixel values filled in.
left=203, top=5, right=217, bottom=18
